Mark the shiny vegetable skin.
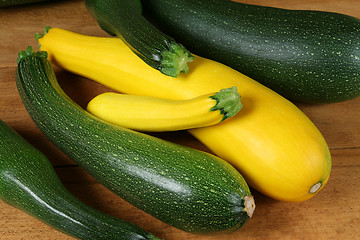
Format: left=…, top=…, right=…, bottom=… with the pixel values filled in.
left=85, top=0, right=194, bottom=77
left=87, top=86, right=242, bottom=131
left=15, top=47, right=255, bottom=233
left=142, top=0, right=360, bottom=103
left=0, top=119, right=160, bottom=240
left=37, top=28, right=331, bottom=202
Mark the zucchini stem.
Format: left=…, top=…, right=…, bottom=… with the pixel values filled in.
left=244, top=196, right=255, bottom=218
left=309, top=182, right=322, bottom=194
left=35, top=26, right=51, bottom=49
left=210, top=86, right=243, bottom=121
left=160, top=42, right=194, bottom=77
left=17, top=46, right=47, bottom=64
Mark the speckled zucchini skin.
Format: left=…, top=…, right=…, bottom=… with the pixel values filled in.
left=15, top=49, right=253, bottom=233
left=0, top=120, right=160, bottom=240
left=142, top=0, right=360, bottom=103
left=85, top=0, right=194, bottom=77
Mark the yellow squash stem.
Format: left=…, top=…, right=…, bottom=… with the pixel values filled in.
left=37, top=27, right=332, bottom=202
left=87, top=87, right=242, bottom=132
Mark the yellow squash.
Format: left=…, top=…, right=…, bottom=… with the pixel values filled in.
left=38, top=27, right=332, bottom=202
left=87, top=86, right=242, bottom=131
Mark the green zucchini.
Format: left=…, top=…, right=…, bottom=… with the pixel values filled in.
left=142, top=0, right=360, bottom=103
left=0, top=0, right=48, bottom=7
left=0, top=119, right=160, bottom=240
left=15, top=46, right=255, bottom=233
left=85, top=0, right=194, bottom=77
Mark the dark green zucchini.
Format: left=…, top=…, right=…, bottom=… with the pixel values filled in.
left=85, top=0, right=194, bottom=77
left=0, top=119, right=160, bottom=240
left=142, top=0, right=360, bottom=103
left=15, top=46, right=255, bottom=233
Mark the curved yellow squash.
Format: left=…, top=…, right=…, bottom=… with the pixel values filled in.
left=87, top=86, right=242, bottom=132
left=38, top=28, right=332, bottom=202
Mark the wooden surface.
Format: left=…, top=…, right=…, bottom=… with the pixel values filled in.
left=0, top=0, right=359, bottom=239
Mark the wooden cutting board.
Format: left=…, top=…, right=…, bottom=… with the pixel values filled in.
left=0, top=0, right=359, bottom=239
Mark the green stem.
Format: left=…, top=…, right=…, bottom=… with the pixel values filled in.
left=17, top=46, right=47, bottom=64
left=160, top=42, right=194, bottom=77
left=35, top=26, right=51, bottom=49
left=210, top=86, right=243, bottom=121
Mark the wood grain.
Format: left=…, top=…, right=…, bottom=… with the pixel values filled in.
left=0, top=0, right=359, bottom=239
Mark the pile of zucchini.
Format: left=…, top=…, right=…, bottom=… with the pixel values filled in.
left=2, top=0, right=359, bottom=239
left=15, top=46, right=254, bottom=236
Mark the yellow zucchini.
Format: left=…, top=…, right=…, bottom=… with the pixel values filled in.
left=87, top=87, right=242, bottom=131
left=37, top=27, right=332, bottom=202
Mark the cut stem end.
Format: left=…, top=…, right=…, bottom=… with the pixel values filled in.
left=160, top=42, right=194, bottom=77
left=310, top=182, right=322, bottom=194
left=210, top=86, right=243, bottom=121
left=244, top=195, right=255, bottom=218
